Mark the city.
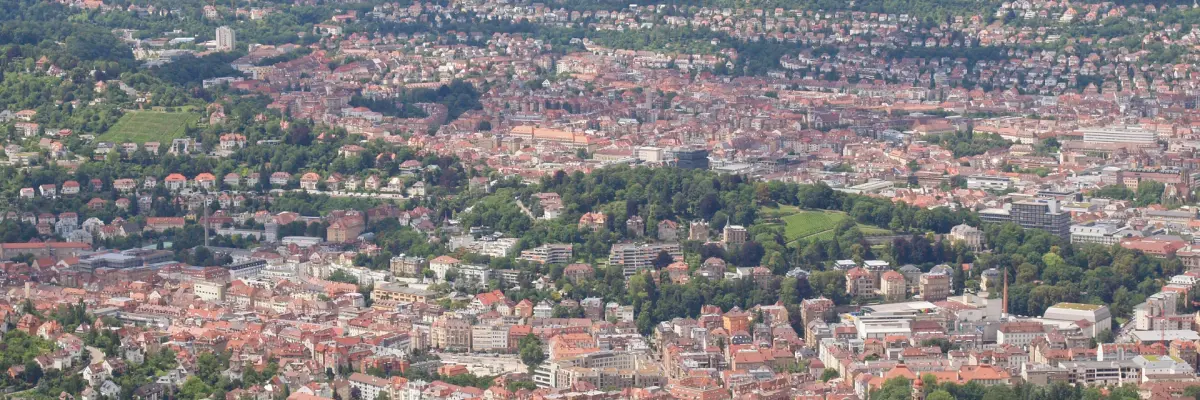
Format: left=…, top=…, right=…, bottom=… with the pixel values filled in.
left=2, top=0, right=1200, bottom=399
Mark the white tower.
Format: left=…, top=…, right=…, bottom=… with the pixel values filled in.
left=216, top=26, right=236, bottom=51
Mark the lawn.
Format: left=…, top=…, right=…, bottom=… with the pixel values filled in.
left=758, top=205, right=893, bottom=243
left=97, top=111, right=199, bottom=143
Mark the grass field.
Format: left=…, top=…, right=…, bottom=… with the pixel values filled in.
left=97, top=111, right=199, bottom=143
left=759, top=205, right=892, bottom=243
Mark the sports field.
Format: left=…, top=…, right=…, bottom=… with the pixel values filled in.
left=97, top=111, right=199, bottom=143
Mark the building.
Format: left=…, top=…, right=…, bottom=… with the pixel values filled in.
left=431, top=316, right=471, bottom=351
left=517, top=244, right=573, bottom=264
left=1060, top=360, right=1140, bottom=386
left=879, top=271, right=906, bottom=302
left=429, top=256, right=461, bottom=282
left=193, top=280, right=226, bottom=301
left=215, top=26, right=236, bottom=51
left=471, top=322, right=511, bottom=352
left=1, top=242, right=91, bottom=260
left=626, top=216, right=645, bottom=237
left=657, top=220, right=680, bottom=242
left=389, top=255, right=426, bottom=277
left=947, top=224, right=985, bottom=251
left=227, top=259, right=266, bottom=281
left=1081, top=125, right=1157, bottom=145
left=722, top=225, right=747, bottom=247
left=534, top=351, right=665, bottom=389
left=845, top=267, right=876, bottom=299
left=372, top=283, right=436, bottom=304
left=608, top=242, right=682, bottom=277
left=967, top=175, right=1013, bottom=191
left=673, top=148, right=710, bottom=170
left=918, top=273, right=951, bottom=302
left=688, top=220, right=709, bottom=241
left=981, top=200, right=1070, bottom=238
left=1070, top=223, right=1136, bottom=246
left=1043, top=303, right=1113, bottom=338
left=996, top=322, right=1047, bottom=348
left=1120, top=237, right=1187, bottom=259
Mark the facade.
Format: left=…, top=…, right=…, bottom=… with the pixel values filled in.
left=948, top=224, right=985, bottom=251
left=517, top=243, right=574, bottom=264
left=1080, top=125, right=1157, bottom=144
left=967, top=175, right=1013, bottom=190
left=982, top=200, right=1070, bottom=238
left=215, top=26, right=236, bottom=51
left=879, top=271, right=906, bottom=302
left=431, top=316, right=472, bottom=351
left=608, top=242, right=682, bottom=277
left=372, top=283, right=436, bottom=303
left=193, top=280, right=226, bottom=301
left=471, top=322, right=511, bottom=352
left=673, top=148, right=710, bottom=170
left=389, top=255, right=426, bottom=277
left=919, top=273, right=951, bottom=302
left=722, top=225, right=747, bottom=246
left=1070, top=223, right=1136, bottom=246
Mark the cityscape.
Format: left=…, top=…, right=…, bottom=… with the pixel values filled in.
left=4, top=0, right=1200, bottom=399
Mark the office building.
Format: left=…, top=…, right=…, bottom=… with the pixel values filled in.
left=981, top=200, right=1070, bottom=238
left=967, top=175, right=1013, bottom=191
left=673, top=148, right=710, bottom=170
left=1081, top=125, right=1157, bottom=145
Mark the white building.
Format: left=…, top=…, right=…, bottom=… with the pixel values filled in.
left=967, top=175, right=1013, bottom=190
left=215, top=26, right=236, bottom=51
left=1070, top=222, right=1136, bottom=246
left=193, top=280, right=226, bottom=301
left=471, top=322, right=511, bottom=352
left=1043, top=302, right=1112, bottom=338
left=1080, top=125, right=1157, bottom=145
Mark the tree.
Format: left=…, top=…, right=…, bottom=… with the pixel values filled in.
left=652, top=250, right=674, bottom=269
left=518, top=334, right=546, bottom=371
left=820, top=369, right=839, bottom=382
left=927, top=390, right=955, bottom=400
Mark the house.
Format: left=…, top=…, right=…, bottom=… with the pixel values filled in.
left=114, top=179, right=137, bottom=193
left=579, top=212, right=607, bottom=231
left=164, top=174, right=187, bottom=191
left=407, top=181, right=426, bottom=197
left=270, top=172, right=291, bottom=186
left=327, top=213, right=366, bottom=242
left=194, top=173, right=217, bottom=189
left=39, top=184, right=57, bottom=198
left=300, top=173, right=321, bottom=191
left=61, top=181, right=81, bottom=195
left=219, top=134, right=247, bottom=150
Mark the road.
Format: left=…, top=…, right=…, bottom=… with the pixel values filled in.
left=436, top=353, right=527, bottom=376
left=85, top=345, right=107, bottom=365
left=293, top=189, right=412, bottom=200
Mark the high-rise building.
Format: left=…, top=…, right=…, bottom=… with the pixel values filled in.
left=981, top=199, right=1070, bottom=238
left=216, top=26, right=236, bottom=51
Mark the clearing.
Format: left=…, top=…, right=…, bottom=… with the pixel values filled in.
left=758, top=205, right=892, bottom=243
left=97, top=111, right=199, bottom=143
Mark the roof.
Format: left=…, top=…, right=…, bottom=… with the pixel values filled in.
left=1048, top=302, right=1104, bottom=311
